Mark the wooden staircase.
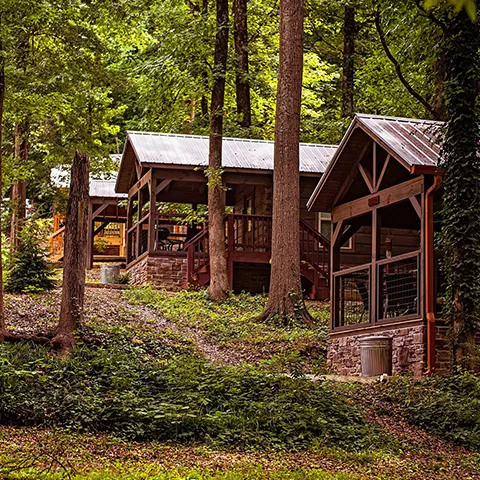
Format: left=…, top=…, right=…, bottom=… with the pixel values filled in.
left=185, top=214, right=330, bottom=300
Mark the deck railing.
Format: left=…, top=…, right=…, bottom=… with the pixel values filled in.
left=332, top=250, right=420, bottom=329
left=377, top=251, right=420, bottom=321
left=184, top=213, right=330, bottom=287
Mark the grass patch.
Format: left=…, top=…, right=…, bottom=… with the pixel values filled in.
left=0, top=340, right=379, bottom=451
left=124, top=288, right=330, bottom=374
left=372, top=371, right=480, bottom=450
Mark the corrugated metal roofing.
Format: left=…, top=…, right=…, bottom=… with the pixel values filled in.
left=356, top=114, right=443, bottom=167
left=90, top=180, right=127, bottom=199
left=126, top=132, right=337, bottom=174
left=51, top=167, right=126, bottom=199
left=307, top=114, right=444, bottom=212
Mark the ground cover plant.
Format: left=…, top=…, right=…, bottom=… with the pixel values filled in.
left=371, top=371, right=480, bottom=450
left=0, top=340, right=377, bottom=451
left=124, top=288, right=330, bottom=374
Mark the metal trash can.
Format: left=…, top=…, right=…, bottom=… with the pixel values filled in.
left=359, top=336, right=392, bottom=377
left=100, top=264, right=121, bottom=284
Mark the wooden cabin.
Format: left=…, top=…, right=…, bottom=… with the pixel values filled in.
left=307, top=114, right=452, bottom=375
left=51, top=173, right=127, bottom=267
left=115, top=132, right=336, bottom=299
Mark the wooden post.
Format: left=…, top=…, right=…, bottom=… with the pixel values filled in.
left=227, top=214, right=234, bottom=289
left=148, top=174, right=157, bottom=253
left=186, top=245, right=194, bottom=285
left=330, top=220, right=344, bottom=329
left=136, top=188, right=143, bottom=258
left=371, top=208, right=381, bottom=323
left=86, top=201, right=94, bottom=270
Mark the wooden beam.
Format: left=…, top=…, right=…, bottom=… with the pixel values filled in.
left=332, top=176, right=424, bottom=223
left=339, top=220, right=362, bottom=247
left=128, top=169, right=152, bottom=198
left=91, top=203, right=109, bottom=220
left=376, top=154, right=391, bottom=192
left=331, top=219, right=344, bottom=247
left=358, top=163, right=374, bottom=193
left=223, top=172, right=272, bottom=186
left=148, top=177, right=157, bottom=253
left=153, top=169, right=206, bottom=182
left=156, top=179, right=173, bottom=195
left=93, top=221, right=110, bottom=237
left=333, top=139, right=372, bottom=207
left=409, top=195, right=422, bottom=219
left=372, top=142, right=377, bottom=190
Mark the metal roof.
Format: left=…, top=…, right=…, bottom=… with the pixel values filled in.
left=51, top=167, right=126, bottom=199
left=356, top=114, right=443, bottom=167
left=307, top=114, right=444, bottom=212
left=126, top=131, right=337, bottom=174
left=89, top=179, right=127, bottom=199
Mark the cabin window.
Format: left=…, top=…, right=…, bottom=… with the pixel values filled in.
left=318, top=213, right=353, bottom=250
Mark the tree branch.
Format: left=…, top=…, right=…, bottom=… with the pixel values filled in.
left=413, top=0, right=448, bottom=33
left=375, top=9, right=436, bottom=117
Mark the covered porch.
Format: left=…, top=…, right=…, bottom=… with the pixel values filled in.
left=116, top=131, right=335, bottom=298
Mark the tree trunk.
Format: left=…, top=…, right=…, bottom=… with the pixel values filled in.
left=0, top=46, right=5, bottom=342
left=52, top=152, right=90, bottom=356
left=260, top=0, right=311, bottom=325
left=432, top=54, right=448, bottom=121
left=10, top=122, right=28, bottom=252
left=440, top=8, right=480, bottom=370
left=207, top=0, right=230, bottom=301
left=233, top=0, right=251, bottom=129
left=341, top=6, right=355, bottom=118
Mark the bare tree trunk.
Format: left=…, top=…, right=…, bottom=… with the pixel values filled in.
left=10, top=122, right=28, bottom=252
left=207, top=0, right=230, bottom=301
left=260, top=0, right=311, bottom=325
left=52, top=152, right=89, bottom=356
left=233, top=0, right=251, bottom=129
left=0, top=41, right=6, bottom=342
left=341, top=6, right=355, bottom=118
left=433, top=54, right=448, bottom=121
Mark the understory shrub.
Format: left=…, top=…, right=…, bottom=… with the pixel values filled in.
left=5, top=220, right=56, bottom=293
left=374, top=372, right=480, bottom=450
left=0, top=341, right=374, bottom=450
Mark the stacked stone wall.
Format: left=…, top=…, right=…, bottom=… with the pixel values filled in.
left=327, top=324, right=427, bottom=376
left=127, top=254, right=187, bottom=289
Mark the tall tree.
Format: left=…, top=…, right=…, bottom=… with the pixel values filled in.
left=0, top=33, right=6, bottom=343
left=439, top=3, right=480, bottom=369
left=260, top=0, right=311, bottom=324
left=207, top=0, right=230, bottom=301
left=10, top=121, right=28, bottom=251
left=341, top=5, right=355, bottom=118
left=233, top=0, right=252, bottom=129
left=52, top=152, right=89, bottom=356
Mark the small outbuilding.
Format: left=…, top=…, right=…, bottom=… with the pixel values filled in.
left=308, top=114, right=450, bottom=375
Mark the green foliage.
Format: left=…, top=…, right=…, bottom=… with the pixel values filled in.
left=4, top=220, right=56, bottom=293
left=374, top=371, right=480, bottom=449
left=114, top=272, right=131, bottom=285
left=0, top=341, right=374, bottom=451
left=439, top=6, right=480, bottom=353
left=124, top=288, right=330, bottom=375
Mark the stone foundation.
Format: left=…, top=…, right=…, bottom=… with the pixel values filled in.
left=328, top=323, right=427, bottom=376
left=127, top=253, right=187, bottom=289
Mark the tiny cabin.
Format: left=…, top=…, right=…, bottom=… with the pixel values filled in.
left=115, top=132, right=336, bottom=298
left=307, top=114, right=452, bottom=375
left=51, top=166, right=127, bottom=266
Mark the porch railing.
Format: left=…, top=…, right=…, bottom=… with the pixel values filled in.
left=377, top=251, right=420, bottom=321
left=332, top=250, right=420, bottom=329
left=184, top=213, right=330, bottom=287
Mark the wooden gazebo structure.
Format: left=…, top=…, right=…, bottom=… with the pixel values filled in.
left=51, top=172, right=127, bottom=267
left=115, top=132, right=335, bottom=298
left=308, top=114, right=449, bottom=375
